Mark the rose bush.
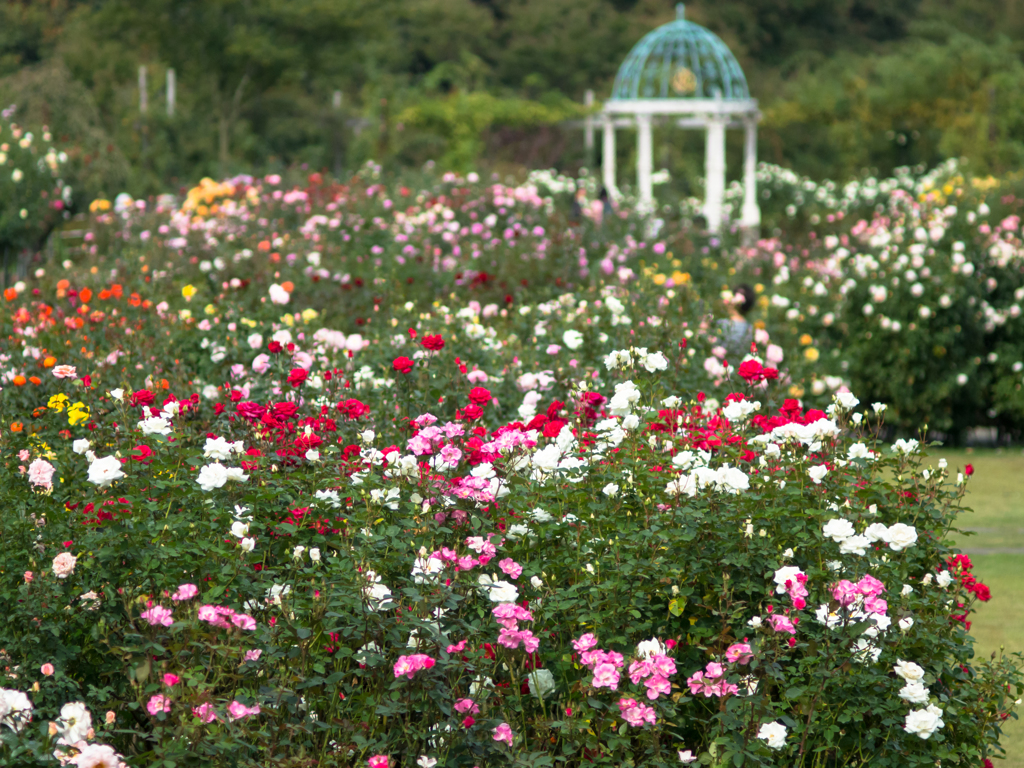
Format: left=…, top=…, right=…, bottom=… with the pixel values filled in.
left=0, top=167, right=1019, bottom=767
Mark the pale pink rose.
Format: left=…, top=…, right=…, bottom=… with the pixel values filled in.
left=252, top=353, right=271, bottom=374
left=28, top=459, right=56, bottom=490
left=572, top=633, right=598, bottom=653
left=40, top=663, right=54, bottom=676
left=244, top=650, right=262, bottom=662
left=18, top=449, right=30, bottom=462
left=140, top=606, right=173, bottom=627
left=768, top=614, right=797, bottom=635
left=453, top=698, right=479, bottom=714
left=52, top=552, right=77, bottom=579
left=52, top=365, right=77, bottom=379
left=23, top=571, right=33, bottom=583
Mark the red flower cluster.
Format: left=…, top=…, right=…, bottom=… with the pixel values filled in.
left=737, top=359, right=779, bottom=384
left=421, top=334, right=444, bottom=351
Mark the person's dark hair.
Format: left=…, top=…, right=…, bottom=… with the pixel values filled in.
left=598, top=187, right=609, bottom=203
left=734, top=283, right=756, bottom=316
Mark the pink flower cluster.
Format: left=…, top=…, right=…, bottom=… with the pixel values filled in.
left=146, top=694, right=171, bottom=715
left=618, top=697, right=657, bottom=727
left=493, top=599, right=539, bottom=651
left=574, top=634, right=626, bottom=691
left=498, top=557, right=523, bottom=580
left=171, top=583, right=199, bottom=601
left=777, top=568, right=809, bottom=609
left=140, top=605, right=174, bottom=627
left=833, top=574, right=887, bottom=612
left=628, top=654, right=677, bottom=700
left=465, top=534, right=501, bottom=564
left=192, top=702, right=218, bottom=723
left=227, top=700, right=261, bottom=720
left=197, top=604, right=256, bottom=630
left=393, top=654, right=436, bottom=679
left=687, top=662, right=740, bottom=698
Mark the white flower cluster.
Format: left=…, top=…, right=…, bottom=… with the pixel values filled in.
left=666, top=449, right=749, bottom=497
left=196, top=462, right=249, bottom=492
left=822, top=518, right=918, bottom=555
left=894, top=660, right=944, bottom=739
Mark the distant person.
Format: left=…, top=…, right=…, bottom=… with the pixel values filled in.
left=717, top=283, right=756, bottom=358
left=569, top=187, right=585, bottom=226
left=593, top=187, right=610, bottom=227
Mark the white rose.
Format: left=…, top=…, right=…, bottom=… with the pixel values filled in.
left=773, top=566, right=804, bottom=595
left=204, top=436, right=236, bottom=461
left=898, top=616, right=914, bottom=632
left=196, top=462, right=230, bottom=491
left=230, top=521, right=249, bottom=538
left=641, top=351, right=669, bottom=372
left=901, top=584, right=914, bottom=596
left=839, top=535, right=870, bottom=556
left=530, top=575, right=543, bottom=589
left=109, top=388, right=124, bottom=402
left=822, top=518, right=855, bottom=543
left=57, top=701, right=92, bottom=743
left=808, top=464, right=829, bottom=484
left=936, top=570, right=953, bottom=588
left=834, top=391, right=860, bottom=410
left=309, top=548, right=321, bottom=562
left=72, top=439, right=91, bottom=455
left=527, top=668, right=556, bottom=697
left=487, top=580, right=519, bottom=603
left=757, top=721, right=787, bottom=749
left=268, top=283, right=290, bottom=304
left=893, top=659, right=926, bottom=682
left=87, top=455, right=125, bottom=487
left=138, top=416, right=172, bottom=436
left=602, top=482, right=620, bottom=497
left=885, top=523, right=918, bottom=552
left=562, top=329, right=584, bottom=350
left=240, top=537, right=255, bottom=552
left=903, top=705, right=944, bottom=739
left=864, top=523, right=890, bottom=543
left=293, top=545, right=306, bottom=561
left=636, top=638, right=667, bottom=659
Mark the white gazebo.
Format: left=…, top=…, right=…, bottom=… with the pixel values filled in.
left=592, top=4, right=760, bottom=234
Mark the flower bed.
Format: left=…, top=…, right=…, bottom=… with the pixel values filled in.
left=0, top=164, right=1019, bottom=767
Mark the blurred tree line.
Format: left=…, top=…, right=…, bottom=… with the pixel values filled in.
left=2, top=0, right=1024, bottom=201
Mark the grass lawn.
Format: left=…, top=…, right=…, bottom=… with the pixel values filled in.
left=934, top=448, right=1024, bottom=765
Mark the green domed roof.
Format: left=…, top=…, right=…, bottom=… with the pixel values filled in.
left=611, top=4, right=749, bottom=101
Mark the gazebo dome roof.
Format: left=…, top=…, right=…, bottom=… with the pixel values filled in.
left=611, top=4, right=749, bottom=102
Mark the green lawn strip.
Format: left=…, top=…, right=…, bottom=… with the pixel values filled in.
left=930, top=449, right=1024, bottom=762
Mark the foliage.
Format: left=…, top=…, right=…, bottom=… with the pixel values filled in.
left=0, top=107, right=72, bottom=263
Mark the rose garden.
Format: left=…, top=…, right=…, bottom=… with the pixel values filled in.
left=0, top=6, right=1024, bottom=763
left=0, top=99, right=1023, bottom=768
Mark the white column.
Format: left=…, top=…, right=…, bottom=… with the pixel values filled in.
left=636, top=113, right=653, bottom=209
left=704, top=114, right=726, bottom=233
left=584, top=90, right=595, bottom=156
left=138, top=65, right=148, bottom=114
left=741, top=114, right=761, bottom=233
left=166, top=68, right=176, bottom=117
left=602, top=114, right=617, bottom=196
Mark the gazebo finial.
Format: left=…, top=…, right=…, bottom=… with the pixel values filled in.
left=676, top=3, right=685, bottom=21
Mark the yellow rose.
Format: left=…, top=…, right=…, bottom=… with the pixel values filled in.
left=803, top=347, right=820, bottom=362
left=47, top=394, right=69, bottom=412
left=799, top=334, right=813, bottom=346
left=67, top=403, right=90, bottom=426
left=301, top=308, right=319, bottom=323
left=204, top=304, right=216, bottom=315
left=182, top=284, right=197, bottom=300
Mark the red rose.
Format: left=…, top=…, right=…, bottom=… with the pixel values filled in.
left=337, top=398, right=370, bottom=419
left=468, top=387, right=492, bottom=405
left=267, top=341, right=283, bottom=354
left=272, top=401, right=299, bottom=419
left=129, top=389, right=155, bottom=407
left=393, top=356, right=415, bottom=374
left=236, top=401, right=266, bottom=420
left=460, top=404, right=483, bottom=421
left=737, top=360, right=764, bottom=383
left=421, top=334, right=445, bottom=351
left=131, top=444, right=153, bottom=464
left=287, top=368, right=308, bottom=388
left=965, top=463, right=974, bottom=476
left=762, top=366, right=779, bottom=380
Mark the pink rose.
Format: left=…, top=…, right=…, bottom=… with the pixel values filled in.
left=192, top=702, right=218, bottom=723
left=725, top=643, right=753, bottom=664
left=171, top=583, right=199, bottom=601
left=498, top=558, right=523, bottom=580
left=592, top=662, right=620, bottom=690
left=572, top=633, right=598, bottom=653
left=146, top=695, right=171, bottom=716
left=492, top=722, right=514, bottom=746
left=52, top=365, right=77, bottom=379
left=162, top=674, right=179, bottom=686
left=27, top=459, right=56, bottom=490
left=40, top=663, right=54, bottom=676
left=226, top=700, right=260, bottom=720
left=140, top=606, right=174, bottom=627
left=51, top=552, right=77, bottom=579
